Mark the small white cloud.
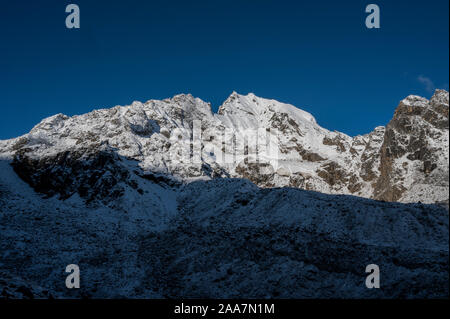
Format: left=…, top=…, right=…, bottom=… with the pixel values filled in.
left=417, top=75, right=436, bottom=94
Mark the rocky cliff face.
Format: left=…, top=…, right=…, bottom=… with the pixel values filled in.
left=0, top=90, right=448, bottom=204
left=374, top=90, right=449, bottom=202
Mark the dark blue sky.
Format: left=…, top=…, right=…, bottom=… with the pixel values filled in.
left=0, top=0, right=448, bottom=139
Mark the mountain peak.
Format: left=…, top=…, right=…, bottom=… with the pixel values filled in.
left=217, top=92, right=317, bottom=127
left=1, top=91, right=448, bottom=205
left=431, top=89, right=449, bottom=105
left=400, top=94, right=429, bottom=106
left=30, top=113, right=69, bottom=134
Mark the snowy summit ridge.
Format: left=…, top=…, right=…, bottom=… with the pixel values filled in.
left=0, top=90, right=448, bottom=204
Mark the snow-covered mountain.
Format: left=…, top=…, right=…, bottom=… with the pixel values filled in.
left=0, top=90, right=448, bottom=204
left=0, top=90, right=448, bottom=299
left=0, top=161, right=448, bottom=298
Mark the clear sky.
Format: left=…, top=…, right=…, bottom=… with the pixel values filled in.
left=0, top=0, right=448, bottom=139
